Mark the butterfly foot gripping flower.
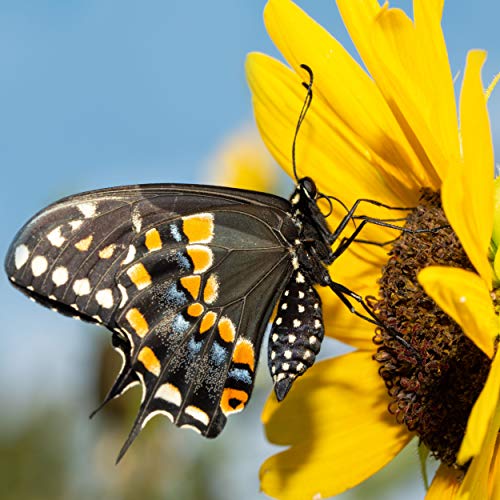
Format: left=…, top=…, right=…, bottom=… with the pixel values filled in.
left=247, top=0, right=500, bottom=498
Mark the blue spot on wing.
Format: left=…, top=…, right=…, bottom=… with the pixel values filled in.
left=177, top=252, right=191, bottom=271
left=188, top=337, right=203, bottom=355
left=172, top=314, right=190, bottom=336
left=170, top=223, right=182, bottom=242
left=165, top=284, right=186, bottom=306
left=210, top=342, right=228, bottom=366
left=228, top=367, right=252, bottom=385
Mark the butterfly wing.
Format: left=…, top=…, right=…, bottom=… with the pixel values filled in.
left=5, top=184, right=297, bottom=454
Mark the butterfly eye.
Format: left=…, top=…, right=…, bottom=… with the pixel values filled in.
left=299, top=177, right=317, bottom=199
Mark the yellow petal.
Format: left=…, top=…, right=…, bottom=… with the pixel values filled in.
left=337, top=0, right=459, bottom=184
left=488, top=435, right=500, bottom=499
left=457, top=351, right=500, bottom=464
left=263, top=0, right=433, bottom=193
left=320, top=246, right=384, bottom=349
left=426, top=464, right=463, bottom=499
left=260, top=351, right=412, bottom=499
left=442, top=50, right=494, bottom=286
left=457, top=403, right=500, bottom=499
left=418, top=267, right=498, bottom=358
left=246, top=52, right=418, bottom=209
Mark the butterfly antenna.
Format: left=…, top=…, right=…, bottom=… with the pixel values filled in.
left=292, top=64, right=314, bottom=182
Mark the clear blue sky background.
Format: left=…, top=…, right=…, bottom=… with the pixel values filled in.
left=1, top=1, right=500, bottom=498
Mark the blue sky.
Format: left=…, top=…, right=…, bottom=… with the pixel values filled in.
left=1, top=1, right=500, bottom=498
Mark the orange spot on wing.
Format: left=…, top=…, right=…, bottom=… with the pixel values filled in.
left=187, top=302, right=204, bottom=317
left=220, top=388, right=249, bottom=415
left=180, top=275, right=201, bottom=299
left=182, top=213, right=214, bottom=243
left=125, top=308, right=149, bottom=337
left=199, top=311, right=217, bottom=333
left=145, top=228, right=162, bottom=251
left=138, top=347, right=161, bottom=376
left=186, top=245, right=212, bottom=274
left=232, top=339, right=255, bottom=371
left=203, top=274, right=219, bottom=304
left=127, top=263, right=152, bottom=290
left=98, top=244, right=116, bottom=259
left=75, top=235, right=93, bottom=251
left=218, top=317, right=236, bottom=343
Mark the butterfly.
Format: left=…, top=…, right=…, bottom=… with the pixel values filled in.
left=4, top=65, right=412, bottom=460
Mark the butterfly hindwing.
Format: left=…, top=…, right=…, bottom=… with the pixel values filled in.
left=5, top=184, right=297, bottom=450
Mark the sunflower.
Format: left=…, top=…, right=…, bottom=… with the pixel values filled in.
left=246, top=0, right=500, bottom=498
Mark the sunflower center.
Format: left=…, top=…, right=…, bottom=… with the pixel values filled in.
left=372, top=189, right=492, bottom=467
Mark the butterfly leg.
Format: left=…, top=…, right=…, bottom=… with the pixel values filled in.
left=327, top=279, right=421, bottom=361
left=327, top=198, right=413, bottom=245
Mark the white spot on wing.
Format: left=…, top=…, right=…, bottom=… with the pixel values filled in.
left=122, top=245, right=136, bottom=265
left=14, top=244, right=29, bottom=269
left=155, top=383, right=182, bottom=406
left=31, top=255, right=48, bottom=277
left=117, top=284, right=128, bottom=308
left=141, top=410, right=174, bottom=428
left=52, top=266, right=69, bottom=286
left=73, top=278, right=91, bottom=296
left=293, top=319, right=301, bottom=327
left=96, top=288, right=114, bottom=309
left=69, top=220, right=83, bottom=231
left=47, top=226, right=65, bottom=247
left=132, top=206, right=142, bottom=233
left=77, top=202, right=97, bottom=218
left=185, top=405, right=210, bottom=426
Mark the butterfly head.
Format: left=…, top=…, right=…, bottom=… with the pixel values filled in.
left=291, top=177, right=318, bottom=208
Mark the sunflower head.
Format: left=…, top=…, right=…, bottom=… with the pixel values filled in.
left=247, top=0, right=500, bottom=498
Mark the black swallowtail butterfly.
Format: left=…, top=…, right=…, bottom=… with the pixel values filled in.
left=4, top=66, right=423, bottom=460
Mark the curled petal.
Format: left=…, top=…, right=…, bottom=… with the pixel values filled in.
left=418, top=267, right=498, bottom=358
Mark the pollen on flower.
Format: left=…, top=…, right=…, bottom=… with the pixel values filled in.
left=371, top=189, right=492, bottom=468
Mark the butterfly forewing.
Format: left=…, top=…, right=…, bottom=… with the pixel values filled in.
left=5, top=184, right=297, bottom=448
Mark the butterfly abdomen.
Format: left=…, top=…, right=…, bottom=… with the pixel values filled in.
left=268, top=269, right=324, bottom=401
